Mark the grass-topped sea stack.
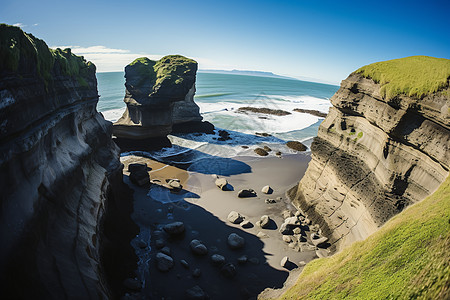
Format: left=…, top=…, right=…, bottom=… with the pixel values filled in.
left=113, top=55, right=213, bottom=148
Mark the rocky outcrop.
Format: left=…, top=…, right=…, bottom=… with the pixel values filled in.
left=113, top=55, right=213, bottom=142
left=290, top=59, right=449, bottom=249
left=0, top=24, right=135, bottom=299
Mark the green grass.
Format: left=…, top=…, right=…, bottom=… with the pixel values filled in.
left=279, top=176, right=450, bottom=299
left=0, top=23, right=95, bottom=86
left=127, top=55, right=197, bottom=90
left=354, top=56, right=450, bottom=99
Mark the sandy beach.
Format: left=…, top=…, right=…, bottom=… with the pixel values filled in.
left=120, top=152, right=325, bottom=299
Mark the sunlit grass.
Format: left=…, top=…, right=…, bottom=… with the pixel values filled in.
left=280, top=176, right=450, bottom=299
left=354, top=56, right=450, bottom=99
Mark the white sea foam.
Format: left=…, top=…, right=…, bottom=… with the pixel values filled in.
left=101, top=107, right=125, bottom=122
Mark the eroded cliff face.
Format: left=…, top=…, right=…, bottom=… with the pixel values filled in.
left=290, top=72, right=449, bottom=249
left=0, top=25, right=130, bottom=299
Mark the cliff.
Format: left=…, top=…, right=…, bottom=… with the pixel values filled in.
left=113, top=55, right=213, bottom=142
left=0, top=24, right=135, bottom=299
left=290, top=56, right=450, bottom=249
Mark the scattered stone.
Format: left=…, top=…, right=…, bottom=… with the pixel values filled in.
left=300, top=243, right=317, bottom=252
left=275, top=151, right=282, bottom=156
left=227, top=211, right=244, bottom=224
left=261, top=185, right=273, bottom=194
left=249, top=257, right=260, bottom=265
left=285, top=216, right=301, bottom=226
left=221, top=263, right=237, bottom=278
left=298, top=261, right=307, bottom=266
left=238, top=189, right=257, bottom=198
left=295, top=211, right=303, bottom=217
left=280, top=256, right=290, bottom=268
left=257, top=231, right=269, bottom=239
left=192, top=268, right=202, bottom=278
left=258, top=215, right=271, bottom=228
left=237, top=255, right=248, bottom=265
left=241, top=145, right=249, bottom=149
left=240, top=220, right=253, bottom=228
left=227, top=233, right=245, bottom=249
left=156, top=252, right=174, bottom=272
left=265, top=198, right=276, bottom=204
left=263, top=145, right=272, bottom=152
left=279, top=223, right=292, bottom=235
left=292, top=227, right=301, bottom=235
left=180, top=259, right=190, bottom=269
left=276, top=196, right=283, bottom=201
left=288, top=242, right=297, bottom=249
left=282, top=210, right=292, bottom=219
left=129, top=163, right=150, bottom=186
left=190, top=239, right=208, bottom=255
left=123, top=278, right=141, bottom=290
left=316, top=248, right=329, bottom=258
left=215, top=178, right=228, bottom=190
left=255, top=132, right=272, bottom=137
left=137, top=240, right=147, bottom=249
left=186, top=285, right=208, bottom=299
left=254, top=148, right=269, bottom=156
left=297, top=235, right=307, bottom=242
left=163, top=222, right=185, bottom=235
left=282, top=235, right=292, bottom=243
left=304, top=218, right=312, bottom=225
left=211, top=254, right=226, bottom=266
left=286, top=141, right=307, bottom=151
left=155, top=239, right=165, bottom=249
left=160, top=246, right=171, bottom=256
left=166, top=178, right=182, bottom=191
left=311, top=235, right=329, bottom=247
left=218, top=130, right=231, bottom=141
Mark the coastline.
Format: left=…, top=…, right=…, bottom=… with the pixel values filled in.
left=120, top=152, right=322, bottom=299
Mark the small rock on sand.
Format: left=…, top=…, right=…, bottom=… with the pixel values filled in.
left=211, top=254, right=226, bottom=266
left=282, top=235, right=292, bottom=243
left=257, top=231, right=269, bottom=239
left=261, top=185, right=273, bottom=194
left=192, top=268, right=202, bottom=278
left=286, top=141, right=307, bottom=151
left=311, top=234, right=329, bottom=247
left=240, top=220, right=253, bottom=228
left=215, top=178, right=228, bottom=190
left=160, top=246, right=171, bottom=256
left=238, top=189, right=257, bottom=198
left=227, top=233, right=245, bottom=249
left=227, top=211, right=244, bottom=224
left=254, top=148, right=269, bottom=156
left=293, top=227, right=301, bottom=235
left=186, top=285, right=208, bottom=299
left=180, top=259, right=190, bottom=269
left=237, top=255, right=248, bottom=264
left=155, top=239, right=165, bottom=249
left=221, top=263, right=237, bottom=278
left=265, top=198, right=276, bottom=204
left=316, top=248, right=329, bottom=258
left=163, top=222, right=185, bottom=235
left=282, top=210, right=292, bottom=219
left=279, top=223, right=292, bottom=235
left=190, top=239, right=208, bottom=255
left=280, top=256, right=290, bottom=268
left=156, top=252, right=174, bottom=272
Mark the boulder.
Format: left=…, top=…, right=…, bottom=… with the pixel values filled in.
left=160, top=246, right=171, bottom=256
left=261, top=185, right=273, bottom=194
left=286, top=141, right=307, bottom=151
left=227, top=233, right=245, bottom=249
left=180, top=259, right=190, bottom=269
left=285, top=216, right=301, bottom=226
left=215, top=178, right=228, bottom=190
left=257, top=231, right=269, bottom=239
left=311, top=234, right=329, bottom=247
left=254, top=148, right=269, bottom=156
left=211, top=254, right=226, bottom=266
left=221, top=263, right=237, bottom=278
left=280, top=256, right=290, bottom=268
left=257, top=215, right=271, bottom=229
left=166, top=178, right=182, bottom=191
left=316, top=248, right=329, bottom=258
left=227, top=211, right=244, bottom=224
left=240, top=220, right=253, bottom=228
left=156, top=252, right=174, bottom=272
left=263, top=145, right=272, bottom=152
left=163, top=222, right=185, bottom=235
left=129, top=168, right=150, bottom=186
left=186, top=285, right=208, bottom=299
left=190, top=239, right=208, bottom=255
left=155, top=238, right=166, bottom=249
left=218, top=130, right=231, bottom=141
left=238, top=189, right=257, bottom=198
left=282, top=235, right=292, bottom=243
left=282, top=210, right=293, bottom=219
left=279, top=223, right=292, bottom=235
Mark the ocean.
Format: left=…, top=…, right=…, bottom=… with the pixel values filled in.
left=97, top=72, right=339, bottom=160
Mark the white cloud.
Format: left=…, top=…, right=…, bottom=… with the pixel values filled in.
left=12, top=23, right=25, bottom=28
left=32, top=23, right=39, bottom=26
left=49, top=45, right=225, bottom=73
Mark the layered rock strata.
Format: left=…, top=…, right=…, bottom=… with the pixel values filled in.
left=290, top=67, right=449, bottom=249
left=113, top=55, right=213, bottom=141
left=0, top=24, right=135, bottom=299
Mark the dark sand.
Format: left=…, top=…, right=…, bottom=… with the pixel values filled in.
left=120, top=153, right=321, bottom=299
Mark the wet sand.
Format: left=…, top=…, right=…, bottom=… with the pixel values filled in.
left=120, top=152, right=324, bottom=299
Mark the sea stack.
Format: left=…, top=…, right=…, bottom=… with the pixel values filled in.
left=113, top=55, right=213, bottom=147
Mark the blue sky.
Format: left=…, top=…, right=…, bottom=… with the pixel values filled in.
left=1, top=0, right=449, bottom=84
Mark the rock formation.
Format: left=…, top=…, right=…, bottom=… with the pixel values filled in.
left=290, top=56, right=450, bottom=249
left=0, top=24, right=136, bottom=299
left=113, top=55, right=213, bottom=145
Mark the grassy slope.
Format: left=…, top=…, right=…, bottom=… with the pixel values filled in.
left=280, top=176, right=450, bottom=299
left=354, top=56, right=450, bottom=99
